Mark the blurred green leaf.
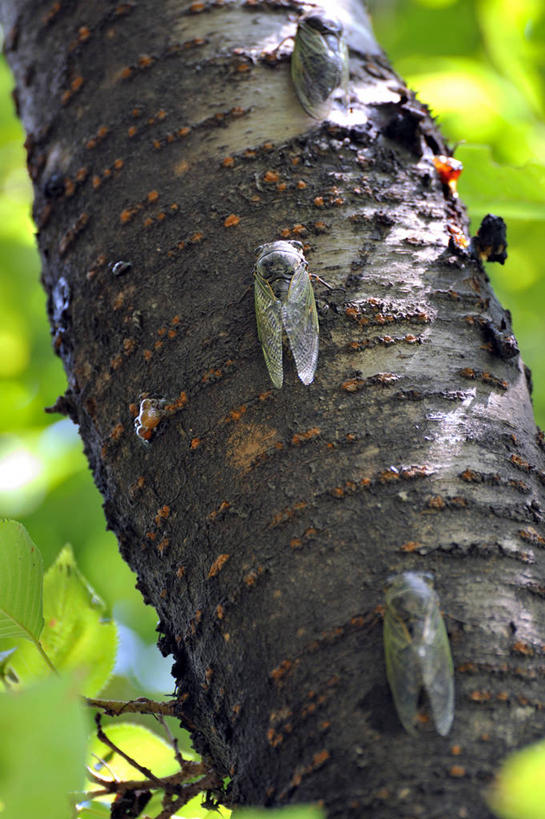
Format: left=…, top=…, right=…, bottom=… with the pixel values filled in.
left=458, top=145, right=545, bottom=220
left=0, top=674, right=88, bottom=819
left=488, top=739, right=545, bottom=819
left=0, top=519, right=43, bottom=641
left=6, top=544, right=117, bottom=695
left=477, top=0, right=545, bottom=119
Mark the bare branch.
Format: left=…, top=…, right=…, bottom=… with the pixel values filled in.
left=94, top=714, right=164, bottom=788
left=85, top=696, right=197, bottom=732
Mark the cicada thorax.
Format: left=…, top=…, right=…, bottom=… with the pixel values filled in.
left=291, top=11, right=349, bottom=119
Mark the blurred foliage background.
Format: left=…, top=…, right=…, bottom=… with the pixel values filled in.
left=0, top=0, right=544, bottom=725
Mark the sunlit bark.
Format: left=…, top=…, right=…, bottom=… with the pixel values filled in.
left=3, top=0, right=545, bottom=815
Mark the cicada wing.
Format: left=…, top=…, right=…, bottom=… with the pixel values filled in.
left=384, top=608, right=421, bottom=736
left=420, top=603, right=455, bottom=736
left=290, top=32, right=330, bottom=119
left=282, top=263, right=319, bottom=385
left=291, top=23, right=348, bottom=119
left=254, top=271, right=283, bottom=389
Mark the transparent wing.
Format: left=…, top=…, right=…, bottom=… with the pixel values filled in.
left=291, top=27, right=347, bottom=119
left=420, top=601, right=455, bottom=736
left=254, top=271, right=283, bottom=389
left=282, top=262, right=319, bottom=386
left=383, top=609, right=421, bottom=736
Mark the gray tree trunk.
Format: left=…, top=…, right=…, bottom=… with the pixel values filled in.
left=3, top=0, right=545, bottom=816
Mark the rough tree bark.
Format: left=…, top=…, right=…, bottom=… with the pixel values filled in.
left=3, top=0, right=545, bottom=816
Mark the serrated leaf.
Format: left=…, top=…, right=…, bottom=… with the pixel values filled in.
left=488, top=739, right=545, bottom=819
left=0, top=519, right=44, bottom=642
left=0, top=674, right=87, bottom=819
left=7, top=545, right=117, bottom=695
left=458, top=145, right=545, bottom=220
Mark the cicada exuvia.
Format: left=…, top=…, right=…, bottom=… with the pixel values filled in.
left=254, top=240, right=319, bottom=388
left=290, top=11, right=349, bottom=120
left=384, top=571, right=454, bottom=736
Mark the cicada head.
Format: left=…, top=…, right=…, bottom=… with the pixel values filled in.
left=254, top=241, right=307, bottom=290
left=298, top=11, right=344, bottom=39
left=385, top=571, right=436, bottom=624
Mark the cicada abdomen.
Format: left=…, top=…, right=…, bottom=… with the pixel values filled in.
left=254, top=240, right=319, bottom=388
left=384, top=571, right=454, bottom=736
left=290, top=11, right=349, bottom=120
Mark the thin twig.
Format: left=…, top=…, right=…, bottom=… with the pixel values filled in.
left=156, top=713, right=186, bottom=771
left=85, top=696, right=196, bottom=732
left=94, top=714, right=164, bottom=788
left=86, top=697, right=176, bottom=716
left=156, top=773, right=221, bottom=819
left=84, top=765, right=208, bottom=796
left=83, top=772, right=220, bottom=816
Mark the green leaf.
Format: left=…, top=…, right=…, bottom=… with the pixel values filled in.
left=457, top=145, right=545, bottom=221
left=232, top=807, right=325, bottom=819
left=488, top=739, right=545, bottom=819
left=87, top=722, right=183, bottom=783
left=7, top=544, right=117, bottom=695
left=0, top=519, right=44, bottom=642
left=0, top=674, right=88, bottom=819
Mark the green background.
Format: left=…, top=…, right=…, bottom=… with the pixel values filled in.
left=1, top=0, right=544, bottom=699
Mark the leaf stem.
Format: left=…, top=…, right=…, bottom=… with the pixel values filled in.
left=35, top=639, right=58, bottom=674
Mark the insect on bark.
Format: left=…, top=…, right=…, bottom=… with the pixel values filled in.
left=290, top=11, right=349, bottom=120
left=254, top=240, right=319, bottom=388
left=383, top=571, right=454, bottom=736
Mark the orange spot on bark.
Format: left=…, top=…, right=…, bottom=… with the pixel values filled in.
left=208, top=553, right=231, bottom=578
left=449, top=765, right=466, bottom=778
left=400, top=541, right=420, bottom=552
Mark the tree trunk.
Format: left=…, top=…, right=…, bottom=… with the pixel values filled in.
left=3, top=0, right=545, bottom=816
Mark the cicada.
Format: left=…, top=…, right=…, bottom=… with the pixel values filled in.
left=254, top=240, right=319, bottom=388
left=290, top=11, right=349, bottom=120
left=384, top=571, right=454, bottom=736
